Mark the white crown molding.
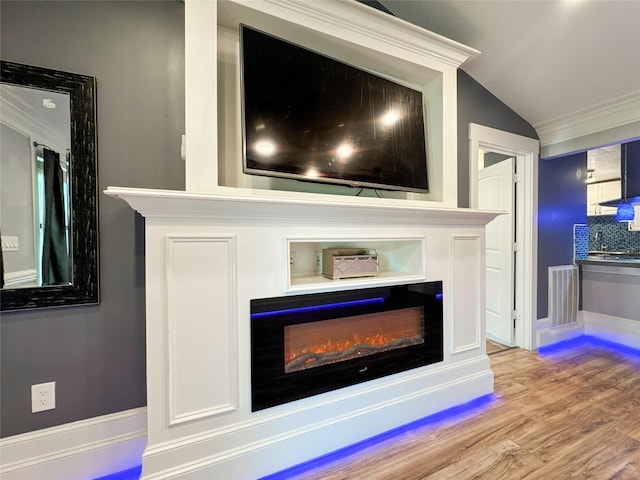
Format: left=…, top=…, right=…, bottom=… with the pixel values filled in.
left=535, top=91, right=640, bottom=148
left=266, top=0, right=481, bottom=68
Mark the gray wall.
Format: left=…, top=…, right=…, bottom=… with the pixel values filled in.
left=537, top=151, right=588, bottom=318
left=582, top=268, right=640, bottom=321
left=457, top=70, right=539, bottom=208
left=0, top=1, right=184, bottom=437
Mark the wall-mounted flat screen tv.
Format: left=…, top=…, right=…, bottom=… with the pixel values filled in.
left=240, top=25, right=429, bottom=193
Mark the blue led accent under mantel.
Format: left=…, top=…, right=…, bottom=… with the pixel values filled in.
left=250, top=296, right=386, bottom=318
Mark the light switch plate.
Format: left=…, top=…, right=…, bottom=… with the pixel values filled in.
left=1, top=236, right=19, bottom=252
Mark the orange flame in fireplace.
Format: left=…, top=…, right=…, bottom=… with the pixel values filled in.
left=284, top=307, right=424, bottom=371
left=286, top=333, right=400, bottom=364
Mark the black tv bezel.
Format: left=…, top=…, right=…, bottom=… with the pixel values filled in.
left=239, top=24, right=430, bottom=195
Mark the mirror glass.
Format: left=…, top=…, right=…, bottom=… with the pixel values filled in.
left=1, top=84, right=72, bottom=288
left=0, top=60, right=98, bottom=310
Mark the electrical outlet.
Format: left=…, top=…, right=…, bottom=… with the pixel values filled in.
left=31, top=382, right=56, bottom=413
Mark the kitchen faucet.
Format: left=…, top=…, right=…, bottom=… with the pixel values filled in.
left=594, top=231, right=605, bottom=251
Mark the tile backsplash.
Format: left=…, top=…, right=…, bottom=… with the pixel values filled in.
left=574, top=224, right=589, bottom=260
left=587, top=215, right=640, bottom=252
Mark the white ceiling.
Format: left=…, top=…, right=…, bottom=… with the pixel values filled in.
left=378, top=0, right=640, bottom=142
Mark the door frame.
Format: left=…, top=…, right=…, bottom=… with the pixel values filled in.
left=469, top=123, right=539, bottom=350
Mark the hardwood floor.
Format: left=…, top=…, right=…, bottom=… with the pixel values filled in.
left=285, top=338, right=640, bottom=480
left=486, top=339, right=515, bottom=355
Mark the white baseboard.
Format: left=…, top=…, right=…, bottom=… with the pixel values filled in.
left=4, top=269, right=38, bottom=288
left=0, top=407, right=146, bottom=480
left=536, top=314, right=585, bottom=349
left=536, top=311, right=640, bottom=351
left=583, top=310, right=640, bottom=350
left=139, top=359, right=493, bottom=479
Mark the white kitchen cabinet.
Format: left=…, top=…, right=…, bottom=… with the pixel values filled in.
left=587, top=180, right=621, bottom=216
left=629, top=204, right=640, bottom=231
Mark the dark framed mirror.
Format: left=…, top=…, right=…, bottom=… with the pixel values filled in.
left=1, top=60, right=98, bottom=310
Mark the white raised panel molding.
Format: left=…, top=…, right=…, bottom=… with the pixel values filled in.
left=165, top=235, right=238, bottom=426
left=450, top=234, right=483, bottom=354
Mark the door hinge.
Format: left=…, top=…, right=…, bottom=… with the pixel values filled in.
left=513, top=173, right=521, bottom=183
left=513, top=242, right=519, bottom=252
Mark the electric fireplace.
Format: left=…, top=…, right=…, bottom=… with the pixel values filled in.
left=251, top=282, right=443, bottom=411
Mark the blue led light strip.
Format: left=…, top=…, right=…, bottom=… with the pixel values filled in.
left=259, top=394, right=496, bottom=480
left=251, top=296, right=386, bottom=319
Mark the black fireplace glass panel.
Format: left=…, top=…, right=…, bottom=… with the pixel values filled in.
left=250, top=282, right=443, bottom=411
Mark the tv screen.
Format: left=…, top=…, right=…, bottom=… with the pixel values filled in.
left=240, top=25, right=429, bottom=193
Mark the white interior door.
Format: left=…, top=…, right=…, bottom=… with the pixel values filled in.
left=479, top=158, right=515, bottom=346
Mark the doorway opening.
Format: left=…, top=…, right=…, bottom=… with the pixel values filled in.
left=469, top=124, right=539, bottom=350
left=479, top=155, right=515, bottom=346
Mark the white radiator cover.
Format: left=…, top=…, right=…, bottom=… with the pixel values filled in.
left=548, top=265, right=579, bottom=328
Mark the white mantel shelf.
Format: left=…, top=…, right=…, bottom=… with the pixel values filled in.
left=105, top=186, right=502, bottom=226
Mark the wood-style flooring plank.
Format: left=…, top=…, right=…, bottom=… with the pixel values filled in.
left=285, top=340, right=640, bottom=480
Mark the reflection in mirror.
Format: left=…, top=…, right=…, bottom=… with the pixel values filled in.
left=1, top=84, right=72, bottom=287
left=586, top=144, right=621, bottom=217
left=0, top=60, right=98, bottom=310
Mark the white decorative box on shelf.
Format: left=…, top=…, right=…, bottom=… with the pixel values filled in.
left=322, top=248, right=379, bottom=279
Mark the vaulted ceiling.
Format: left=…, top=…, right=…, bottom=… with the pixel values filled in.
left=377, top=0, right=640, bottom=147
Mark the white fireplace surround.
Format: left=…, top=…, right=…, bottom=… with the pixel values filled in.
left=106, top=186, right=499, bottom=478
left=105, top=1, right=500, bottom=478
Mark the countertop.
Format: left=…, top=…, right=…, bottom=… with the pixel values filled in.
left=576, top=252, right=640, bottom=268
